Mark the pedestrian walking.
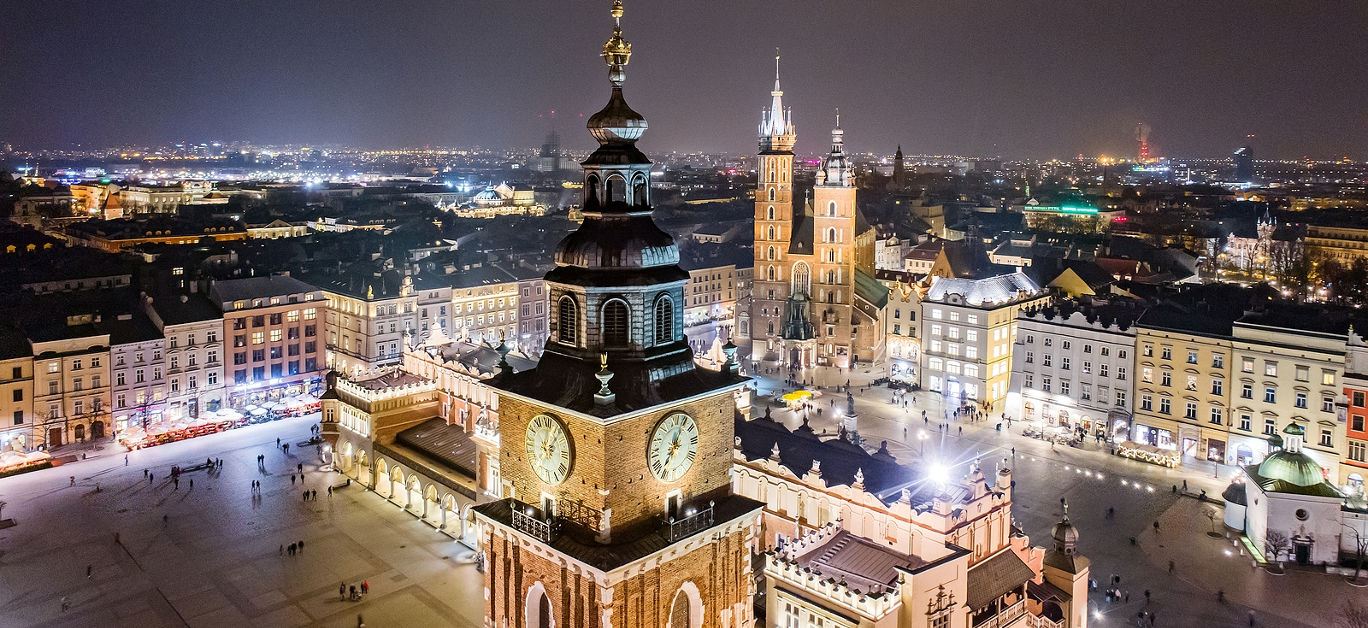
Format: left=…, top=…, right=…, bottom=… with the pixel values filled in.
left=362, top=580, right=368, bottom=595
left=86, top=564, right=92, bottom=579
left=288, top=542, right=296, bottom=555
left=173, top=477, right=179, bottom=490
left=1168, top=559, right=1174, bottom=573
left=358, top=613, right=364, bottom=627
left=298, top=462, right=303, bottom=474
left=163, top=514, right=168, bottom=524
left=125, top=454, right=129, bottom=466
left=1144, top=589, right=1151, bottom=603
left=70, top=475, right=75, bottom=486
left=1152, top=521, right=1160, bottom=533
left=303, top=491, right=308, bottom=502
left=298, top=540, right=304, bottom=553
left=189, top=479, right=193, bottom=489
left=277, top=437, right=281, bottom=448
left=340, top=582, right=347, bottom=601
left=328, top=485, right=333, bottom=495
left=1248, top=610, right=1256, bottom=626
left=280, top=544, right=285, bottom=556
left=291, top=474, right=296, bottom=485
left=311, top=489, right=317, bottom=500
left=61, top=596, right=69, bottom=612
left=350, top=585, right=357, bottom=600
left=144, top=469, right=148, bottom=478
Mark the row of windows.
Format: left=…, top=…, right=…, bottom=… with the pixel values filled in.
left=1024, top=335, right=1129, bottom=359
left=557, top=295, right=675, bottom=348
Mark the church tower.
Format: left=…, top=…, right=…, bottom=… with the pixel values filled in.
left=750, top=53, right=798, bottom=364
left=810, top=114, right=862, bottom=363
left=474, top=3, right=762, bottom=627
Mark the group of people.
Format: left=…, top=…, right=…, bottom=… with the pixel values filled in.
left=340, top=580, right=370, bottom=602
left=281, top=540, right=307, bottom=556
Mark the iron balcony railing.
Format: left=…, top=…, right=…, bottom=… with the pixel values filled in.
left=668, top=501, right=715, bottom=542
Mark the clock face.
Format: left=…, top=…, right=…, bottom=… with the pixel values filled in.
left=525, top=414, right=572, bottom=485
left=648, top=412, right=699, bottom=483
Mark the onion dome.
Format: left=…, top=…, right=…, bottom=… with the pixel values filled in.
left=1256, top=424, right=1324, bottom=487
left=1051, top=504, right=1079, bottom=555
left=587, top=89, right=647, bottom=146
left=587, top=0, right=647, bottom=145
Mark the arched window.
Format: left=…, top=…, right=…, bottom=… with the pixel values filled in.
left=827, top=200, right=838, bottom=216
left=602, top=299, right=629, bottom=347
left=558, top=296, right=578, bottom=345
left=632, top=173, right=648, bottom=207
left=654, top=295, right=674, bottom=344
left=607, top=175, right=626, bottom=204
left=768, top=188, right=775, bottom=201
left=767, top=226, right=776, bottom=240
left=526, top=583, right=553, bottom=628
left=767, top=206, right=775, bottom=221
left=766, top=246, right=776, bottom=261
left=792, top=262, right=810, bottom=296
left=826, top=249, right=835, bottom=263
left=669, top=587, right=694, bottom=628
left=586, top=174, right=600, bottom=207
left=767, top=265, right=776, bottom=281
left=826, top=227, right=837, bottom=243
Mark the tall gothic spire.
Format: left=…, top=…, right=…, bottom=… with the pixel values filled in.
left=759, top=50, right=796, bottom=153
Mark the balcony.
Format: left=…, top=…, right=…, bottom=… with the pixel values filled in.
left=974, top=600, right=1027, bottom=628
left=668, top=501, right=714, bottom=541
left=473, top=493, right=762, bottom=572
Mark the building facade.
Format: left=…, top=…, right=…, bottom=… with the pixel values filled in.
left=0, top=330, right=35, bottom=451
left=1009, top=302, right=1139, bottom=441
left=1131, top=311, right=1234, bottom=463
left=146, top=294, right=226, bottom=425
left=108, top=315, right=166, bottom=434
left=734, top=413, right=1089, bottom=628
left=210, top=276, right=326, bottom=407
left=30, top=325, right=112, bottom=448
left=920, top=273, right=1048, bottom=407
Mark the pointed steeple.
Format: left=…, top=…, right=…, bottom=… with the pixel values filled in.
left=759, top=50, right=796, bottom=153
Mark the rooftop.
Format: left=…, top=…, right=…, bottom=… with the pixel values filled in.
left=209, top=275, right=320, bottom=306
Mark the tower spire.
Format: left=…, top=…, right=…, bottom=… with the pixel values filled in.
left=759, top=50, right=796, bottom=153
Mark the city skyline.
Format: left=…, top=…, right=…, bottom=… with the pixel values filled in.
left=2, top=1, right=1365, bottom=160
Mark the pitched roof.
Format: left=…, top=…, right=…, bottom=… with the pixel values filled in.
left=791, top=529, right=923, bottom=595
left=965, top=549, right=1036, bottom=610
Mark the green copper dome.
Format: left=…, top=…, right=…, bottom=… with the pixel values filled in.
left=1256, top=451, right=1324, bottom=487
left=1256, top=424, right=1322, bottom=487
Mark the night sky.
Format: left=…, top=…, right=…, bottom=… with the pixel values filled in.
left=2, top=1, right=1365, bottom=159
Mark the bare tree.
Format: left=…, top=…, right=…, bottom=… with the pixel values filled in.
left=1265, top=530, right=1292, bottom=566
left=1343, top=524, right=1368, bottom=585
left=1339, top=600, right=1368, bottom=628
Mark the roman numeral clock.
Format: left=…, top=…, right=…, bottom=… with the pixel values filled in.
left=649, top=412, right=699, bottom=483
left=525, top=413, right=572, bottom=485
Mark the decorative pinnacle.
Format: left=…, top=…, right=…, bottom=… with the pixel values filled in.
left=602, top=0, right=632, bottom=86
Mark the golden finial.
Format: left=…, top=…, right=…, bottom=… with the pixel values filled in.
left=600, top=352, right=608, bottom=370
left=602, top=0, right=632, bottom=86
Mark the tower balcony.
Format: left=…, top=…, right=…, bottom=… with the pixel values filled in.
left=473, top=492, right=762, bottom=572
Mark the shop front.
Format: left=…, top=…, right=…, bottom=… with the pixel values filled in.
left=1132, top=423, right=1175, bottom=449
